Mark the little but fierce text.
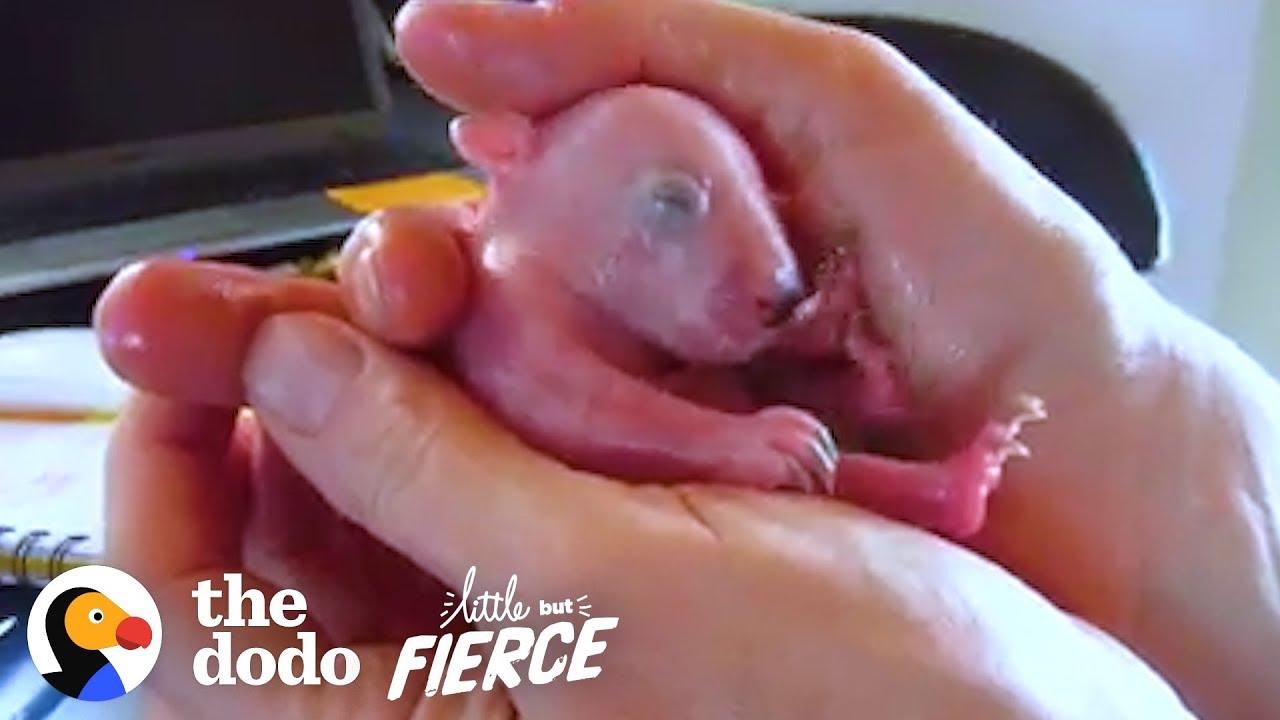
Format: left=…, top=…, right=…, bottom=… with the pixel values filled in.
left=189, top=571, right=619, bottom=699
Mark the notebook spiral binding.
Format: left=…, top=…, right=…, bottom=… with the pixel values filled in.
left=0, top=527, right=94, bottom=589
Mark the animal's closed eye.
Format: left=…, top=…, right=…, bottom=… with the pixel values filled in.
left=639, top=171, right=709, bottom=232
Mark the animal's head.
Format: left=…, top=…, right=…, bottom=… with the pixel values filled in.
left=452, top=85, right=806, bottom=364
left=47, top=587, right=152, bottom=654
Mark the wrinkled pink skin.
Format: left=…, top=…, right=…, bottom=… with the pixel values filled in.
left=758, top=247, right=1047, bottom=537
left=446, top=85, right=1042, bottom=538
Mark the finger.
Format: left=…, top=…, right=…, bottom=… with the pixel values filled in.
left=337, top=205, right=475, bottom=350
left=242, top=312, right=634, bottom=597
left=94, top=260, right=347, bottom=407
left=105, top=393, right=248, bottom=583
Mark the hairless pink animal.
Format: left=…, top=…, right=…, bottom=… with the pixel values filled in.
left=444, top=84, right=1044, bottom=539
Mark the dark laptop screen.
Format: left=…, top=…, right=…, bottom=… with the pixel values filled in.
left=0, top=0, right=381, bottom=163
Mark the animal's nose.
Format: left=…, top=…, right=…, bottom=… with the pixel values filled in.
left=761, top=283, right=806, bottom=328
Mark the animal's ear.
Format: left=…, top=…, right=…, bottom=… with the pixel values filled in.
left=449, top=113, right=535, bottom=176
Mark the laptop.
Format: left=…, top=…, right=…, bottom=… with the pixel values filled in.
left=0, top=0, right=464, bottom=304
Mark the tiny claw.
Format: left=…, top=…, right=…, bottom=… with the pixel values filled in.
left=820, top=468, right=838, bottom=496
left=1005, top=440, right=1031, bottom=460
left=790, top=294, right=823, bottom=325
left=813, top=427, right=841, bottom=494
left=798, top=438, right=838, bottom=495
left=785, top=456, right=817, bottom=494
left=1012, top=394, right=1048, bottom=424
left=818, top=426, right=839, bottom=464
left=807, top=437, right=835, bottom=476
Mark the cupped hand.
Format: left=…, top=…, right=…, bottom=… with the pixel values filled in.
left=96, top=261, right=1187, bottom=719
left=374, top=2, right=1280, bottom=716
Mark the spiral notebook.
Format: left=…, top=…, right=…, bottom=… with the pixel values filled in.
left=0, top=328, right=123, bottom=589
left=0, top=420, right=110, bottom=588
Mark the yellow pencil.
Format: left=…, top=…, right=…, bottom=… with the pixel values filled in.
left=0, top=408, right=117, bottom=424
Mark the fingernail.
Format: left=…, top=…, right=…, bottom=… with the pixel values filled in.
left=243, top=315, right=365, bottom=436
left=394, top=0, right=429, bottom=36
left=396, top=0, right=542, bottom=36
left=350, top=217, right=394, bottom=331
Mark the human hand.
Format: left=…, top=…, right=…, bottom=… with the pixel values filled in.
left=377, top=1, right=1280, bottom=715
left=96, top=261, right=1189, bottom=719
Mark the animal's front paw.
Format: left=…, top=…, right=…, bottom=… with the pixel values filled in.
left=712, top=407, right=839, bottom=494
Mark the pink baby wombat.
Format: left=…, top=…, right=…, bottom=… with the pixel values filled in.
left=444, top=84, right=1044, bottom=538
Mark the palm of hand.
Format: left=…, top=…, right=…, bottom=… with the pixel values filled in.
left=239, top=425, right=461, bottom=645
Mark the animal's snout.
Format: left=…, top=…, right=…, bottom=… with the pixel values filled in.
left=760, top=282, right=806, bottom=328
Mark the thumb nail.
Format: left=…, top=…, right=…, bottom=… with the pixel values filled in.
left=243, top=315, right=365, bottom=436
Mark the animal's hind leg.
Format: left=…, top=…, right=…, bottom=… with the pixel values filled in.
left=834, top=395, right=1046, bottom=539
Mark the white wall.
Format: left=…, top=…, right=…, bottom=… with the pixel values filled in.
left=752, top=0, right=1265, bottom=323
left=1215, top=0, right=1280, bottom=375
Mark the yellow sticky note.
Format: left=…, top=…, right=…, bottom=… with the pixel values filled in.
left=326, top=172, right=487, bottom=215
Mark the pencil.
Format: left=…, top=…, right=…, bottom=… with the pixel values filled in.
left=0, top=408, right=117, bottom=424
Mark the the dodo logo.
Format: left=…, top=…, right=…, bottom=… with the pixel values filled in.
left=27, top=566, right=162, bottom=702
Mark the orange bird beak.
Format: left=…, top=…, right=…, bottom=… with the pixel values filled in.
left=115, top=616, right=152, bottom=650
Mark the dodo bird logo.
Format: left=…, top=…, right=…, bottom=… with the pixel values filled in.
left=27, top=566, right=162, bottom=702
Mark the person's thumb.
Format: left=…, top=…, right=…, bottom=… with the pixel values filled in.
left=241, top=312, right=628, bottom=599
